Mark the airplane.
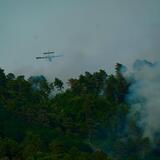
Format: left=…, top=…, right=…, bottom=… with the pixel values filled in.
left=36, top=51, right=63, bottom=62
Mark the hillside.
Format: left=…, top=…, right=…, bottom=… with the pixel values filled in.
left=0, top=63, right=159, bottom=160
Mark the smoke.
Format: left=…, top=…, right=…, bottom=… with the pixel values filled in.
left=126, top=59, right=160, bottom=140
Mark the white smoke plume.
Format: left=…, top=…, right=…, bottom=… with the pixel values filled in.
left=126, top=60, right=160, bottom=140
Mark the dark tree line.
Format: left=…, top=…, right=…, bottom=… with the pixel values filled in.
left=0, top=64, right=159, bottom=160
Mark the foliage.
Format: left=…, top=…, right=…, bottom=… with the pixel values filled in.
left=0, top=64, right=158, bottom=159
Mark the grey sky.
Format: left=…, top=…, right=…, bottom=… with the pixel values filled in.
left=0, top=0, right=160, bottom=81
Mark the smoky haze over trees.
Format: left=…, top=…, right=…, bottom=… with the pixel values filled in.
left=1, top=0, right=160, bottom=159
left=0, top=61, right=160, bottom=159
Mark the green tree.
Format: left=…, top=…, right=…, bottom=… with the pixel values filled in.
left=0, top=138, right=19, bottom=160
left=22, top=132, right=42, bottom=159
left=54, top=78, right=64, bottom=91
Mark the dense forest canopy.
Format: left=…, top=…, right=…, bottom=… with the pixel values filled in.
left=0, top=61, right=160, bottom=160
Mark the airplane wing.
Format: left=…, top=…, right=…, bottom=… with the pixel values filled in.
left=43, top=52, right=55, bottom=55
left=36, top=54, right=63, bottom=61
left=36, top=56, right=48, bottom=59
left=50, top=55, right=63, bottom=58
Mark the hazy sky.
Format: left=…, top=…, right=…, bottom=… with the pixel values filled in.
left=0, top=0, right=160, bottom=81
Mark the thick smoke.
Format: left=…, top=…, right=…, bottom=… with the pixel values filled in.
left=126, top=59, right=160, bottom=140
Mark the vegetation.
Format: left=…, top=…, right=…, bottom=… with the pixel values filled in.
left=0, top=64, right=159, bottom=159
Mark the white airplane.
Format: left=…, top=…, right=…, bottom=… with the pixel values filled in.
left=36, top=51, right=63, bottom=62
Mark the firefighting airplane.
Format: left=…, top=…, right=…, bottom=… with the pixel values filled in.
left=36, top=51, right=63, bottom=62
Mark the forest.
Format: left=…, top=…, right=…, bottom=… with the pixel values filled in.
left=0, top=62, right=159, bottom=160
